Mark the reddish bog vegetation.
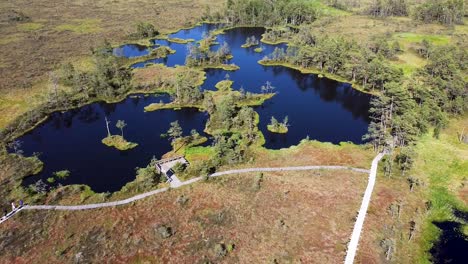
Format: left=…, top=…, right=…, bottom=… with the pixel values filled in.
left=0, top=170, right=367, bottom=263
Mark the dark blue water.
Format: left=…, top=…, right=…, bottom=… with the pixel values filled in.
left=168, top=23, right=224, bottom=40
left=19, top=94, right=209, bottom=192
left=199, top=27, right=370, bottom=148
left=130, top=40, right=188, bottom=68
left=113, top=44, right=152, bottom=58
left=17, top=24, right=370, bottom=192
left=123, top=23, right=224, bottom=68
left=430, top=221, right=468, bottom=264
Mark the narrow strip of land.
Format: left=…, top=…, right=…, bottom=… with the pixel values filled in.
left=22, top=165, right=369, bottom=211
left=344, top=152, right=385, bottom=264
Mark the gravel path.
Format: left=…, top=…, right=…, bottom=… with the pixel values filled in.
left=23, top=165, right=369, bottom=211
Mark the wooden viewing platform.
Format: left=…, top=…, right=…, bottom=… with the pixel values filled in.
left=155, top=156, right=189, bottom=186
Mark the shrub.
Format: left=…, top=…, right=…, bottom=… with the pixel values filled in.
left=157, top=225, right=173, bottom=239
left=53, top=170, right=71, bottom=179
left=214, top=243, right=227, bottom=257
left=172, top=162, right=187, bottom=174
left=8, top=10, right=31, bottom=22
left=252, top=172, right=263, bottom=190
left=176, top=195, right=189, bottom=205
left=135, top=22, right=159, bottom=38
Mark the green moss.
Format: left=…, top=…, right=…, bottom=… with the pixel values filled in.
left=254, top=47, right=263, bottom=53
left=150, top=46, right=176, bottom=58
left=53, top=170, right=71, bottom=179
left=393, top=63, right=418, bottom=76
left=17, top=22, right=44, bottom=31
left=183, top=146, right=214, bottom=165
left=172, top=135, right=208, bottom=154
left=55, top=19, right=102, bottom=34
left=144, top=102, right=202, bottom=112
left=236, top=93, right=275, bottom=107
left=215, top=80, right=233, bottom=91
left=80, top=186, right=96, bottom=202
left=0, top=34, right=22, bottom=45
left=102, top=135, right=138, bottom=150
left=199, top=64, right=240, bottom=71
left=393, top=33, right=450, bottom=45
left=260, top=36, right=289, bottom=45
left=410, top=119, right=468, bottom=262
left=47, top=177, right=55, bottom=184
left=167, top=38, right=195, bottom=44
left=267, top=124, right=288, bottom=134
left=307, top=0, right=350, bottom=16
left=241, top=43, right=259, bottom=48
left=462, top=225, right=468, bottom=236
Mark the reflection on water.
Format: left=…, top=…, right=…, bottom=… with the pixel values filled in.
left=19, top=24, right=371, bottom=192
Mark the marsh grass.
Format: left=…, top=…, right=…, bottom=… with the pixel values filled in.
left=17, top=22, right=44, bottom=31
left=102, top=135, right=138, bottom=151
left=55, top=19, right=102, bottom=34
left=411, top=118, right=468, bottom=261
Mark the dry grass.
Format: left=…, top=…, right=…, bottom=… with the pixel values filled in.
left=0, top=79, right=51, bottom=129
left=0, top=169, right=367, bottom=263
left=132, top=64, right=205, bottom=89
left=253, top=141, right=374, bottom=169
left=310, top=16, right=447, bottom=43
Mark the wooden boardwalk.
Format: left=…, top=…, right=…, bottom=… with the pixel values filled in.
left=20, top=165, right=370, bottom=212
left=0, top=206, right=25, bottom=224
left=344, top=152, right=386, bottom=264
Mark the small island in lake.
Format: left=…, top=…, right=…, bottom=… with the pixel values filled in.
left=241, top=35, right=260, bottom=48
left=102, top=119, right=138, bottom=150
left=267, top=116, right=289, bottom=134
left=102, top=135, right=138, bottom=151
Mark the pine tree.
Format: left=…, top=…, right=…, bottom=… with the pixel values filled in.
left=116, top=120, right=127, bottom=137
left=167, top=121, right=183, bottom=142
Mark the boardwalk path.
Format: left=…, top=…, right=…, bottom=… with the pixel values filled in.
left=5, top=156, right=385, bottom=264
left=24, top=165, right=369, bottom=211
left=344, top=152, right=385, bottom=264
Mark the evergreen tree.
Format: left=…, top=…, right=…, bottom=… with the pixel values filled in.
left=167, top=121, right=183, bottom=142
left=116, top=120, right=127, bottom=137
left=270, top=116, right=279, bottom=130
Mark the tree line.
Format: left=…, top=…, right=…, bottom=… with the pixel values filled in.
left=223, top=0, right=318, bottom=26
left=257, top=24, right=466, bottom=174
left=365, top=44, right=466, bottom=174
left=317, top=0, right=465, bottom=25
left=261, top=31, right=404, bottom=91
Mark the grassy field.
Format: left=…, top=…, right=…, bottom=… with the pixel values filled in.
left=410, top=118, right=468, bottom=263
left=306, top=15, right=466, bottom=76
left=0, top=169, right=367, bottom=263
